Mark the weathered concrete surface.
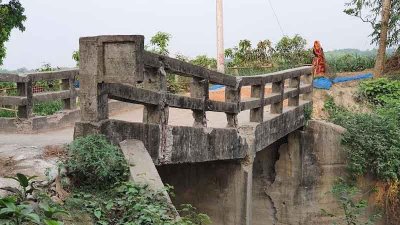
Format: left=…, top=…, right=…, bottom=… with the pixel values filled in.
left=120, top=139, right=166, bottom=191
left=257, top=120, right=347, bottom=225
left=75, top=119, right=248, bottom=165
left=0, top=101, right=139, bottom=133
left=157, top=160, right=252, bottom=225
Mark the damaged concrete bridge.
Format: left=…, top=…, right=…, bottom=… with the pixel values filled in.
left=74, top=35, right=314, bottom=225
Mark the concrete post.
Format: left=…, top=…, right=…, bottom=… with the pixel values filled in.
left=250, top=84, right=265, bottom=122
left=288, top=77, right=300, bottom=107
left=191, top=77, right=208, bottom=127
left=225, top=86, right=240, bottom=127
left=61, top=77, right=77, bottom=110
left=17, top=80, right=32, bottom=118
left=271, top=81, right=284, bottom=114
left=79, top=35, right=144, bottom=122
left=302, top=73, right=313, bottom=101
left=142, top=67, right=169, bottom=125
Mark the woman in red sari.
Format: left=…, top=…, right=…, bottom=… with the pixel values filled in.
left=312, top=41, right=326, bottom=76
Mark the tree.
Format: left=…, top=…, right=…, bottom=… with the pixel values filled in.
left=225, top=39, right=273, bottom=67
left=149, top=32, right=171, bottom=56
left=344, top=0, right=400, bottom=77
left=0, top=0, right=26, bottom=66
left=273, top=35, right=313, bottom=66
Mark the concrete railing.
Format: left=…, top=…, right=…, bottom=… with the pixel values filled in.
left=75, top=35, right=313, bottom=164
left=98, top=51, right=313, bottom=128
left=0, top=69, right=78, bottom=119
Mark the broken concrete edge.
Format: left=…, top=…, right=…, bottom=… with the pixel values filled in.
left=74, top=120, right=249, bottom=165
left=0, top=101, right=139, bottom=134
left=119, top=139, right=179, bottom=217
left=74, top=102, right=312, bottom=166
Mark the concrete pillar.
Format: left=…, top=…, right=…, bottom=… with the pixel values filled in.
left=225, top=86, right=240, bottom=127
left=288, top=77, right=300, bottom=107
left=142, top=67, right=169, bottom=125
left=191, top=77, right=208, bottom=127
left=157, top=159, right=253, bottom=225
left=302, top=73, right=313, bottom=101
left=61, top=77, right=77, bottom=110
left=271, top=81, right=284, bottom=114
left=250, top=84, right=265, bottom=123
left=79, top=35, right=144, bottom=122
left=17, top=80, right=32, bottom=119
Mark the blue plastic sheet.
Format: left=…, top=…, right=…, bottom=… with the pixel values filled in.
left=332, top=73, right=373, bottom=83
left=314, top=73, right=373, bottom=90
left=209, top=84, right=225, bottom=91
left=314, top=77, right=333, bottom=90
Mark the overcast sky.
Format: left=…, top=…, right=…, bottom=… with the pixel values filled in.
left=2, top=0, right=373, bottom=70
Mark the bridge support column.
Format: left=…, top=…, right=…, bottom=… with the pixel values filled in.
left=157, top=158, right=254, bottom=225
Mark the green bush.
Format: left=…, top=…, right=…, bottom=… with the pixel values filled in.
left=33, top=100, right=63, bottom=116
left=0, top=108, right=16, bottom=117
left=66, top=134, right=129, bottom=188
left=358, top=78, right=400, bottom=106
left=324, top=97, right=400, bottom=181
left=326, top=54, right=375, bottom=73
left=0, top=174, right=66, bottom=225
left=322, top=178, right=380, bottom=225
left=66, top=182, right=211, bottom=225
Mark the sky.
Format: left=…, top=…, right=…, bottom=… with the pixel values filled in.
left=2, top=0, right=373, bottom=70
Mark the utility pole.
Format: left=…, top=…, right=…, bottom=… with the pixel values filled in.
left=216, top=0, right=225, bottom=73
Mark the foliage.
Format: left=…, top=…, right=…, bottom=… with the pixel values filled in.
left=0, top=0, right=27, bottom=66
left=3, top=173, right=37, bottom=201
left=65, top=182, right=211, bottom=225
left=190, top=55, right=217, bottom=69
left=225, top=39, right=274, bottom=68
left=0, top=197, right=41, bottom=225
left=66, top=134, right=129, bottom=188
left=0, top=174, right=66, bottom=225
left=322, top=178, right=379, bottom=225
left=344, top=0, right=400, bottom=48
left=358, top=78, right=400, bottom=105
left=273, top=35, right=313, bottom=66
left=150, top=32, right=172, bottom=56
left=72, top=51, right=79, bottom=66
left=33, top=100, right=63, bottom=116
left=324, top=96, right=400, bottom=181
left=0, top=108, right=15, bottom=117
left=326, top=54, right=375, bottom=73
left=304, top=105, right=313, bottom=125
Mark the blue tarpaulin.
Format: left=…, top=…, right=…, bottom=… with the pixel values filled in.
left=314, top=73, right=373, bottom=90
left=314, top=77, right=333, bottom=90
left=209, top=84, right=225, bottom=91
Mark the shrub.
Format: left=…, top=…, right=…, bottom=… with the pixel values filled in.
left=66, top=134, right=129, bottom=188
left=33, top=100, right=63, bottom=116
left=0, top=108, right=15, bottom=117
left=322, top=178, right=380, bottom=225
left=326, top=54, right=375, bottom=73
left=358, top=78, right=400, bottom=106
left=65, top=182, right=211, bottom=225
left=0, top=174, right=66, bottom=225
left=324, top=97, right=400, bottom=181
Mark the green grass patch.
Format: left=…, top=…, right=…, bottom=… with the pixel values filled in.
left=33, top=100, right=63, bottom=116
left=0, top=108, right=16, bottom=117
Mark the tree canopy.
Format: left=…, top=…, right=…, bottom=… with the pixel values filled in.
left=0, top=0, right=26, bottom=66
left=344, top=0, right=400, bottom=48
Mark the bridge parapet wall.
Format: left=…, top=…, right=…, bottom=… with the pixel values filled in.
left=74, top=35, right=314, bottom=225
left=75, top=35, right=313, bottom=164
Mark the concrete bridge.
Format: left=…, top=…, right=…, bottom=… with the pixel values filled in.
left=74, top=35, right=314, bottom=225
